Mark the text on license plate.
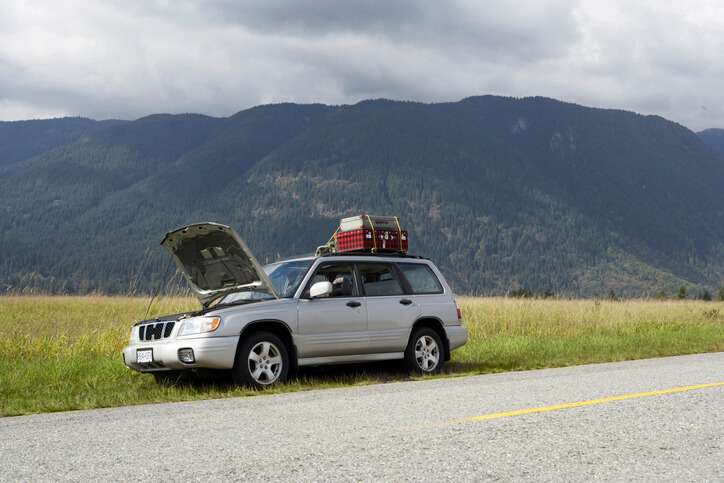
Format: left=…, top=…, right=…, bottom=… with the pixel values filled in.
left=137, top=349, right=153, bottom=363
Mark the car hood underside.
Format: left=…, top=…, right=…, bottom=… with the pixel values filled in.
left=160, top=222, right=278, bottom=307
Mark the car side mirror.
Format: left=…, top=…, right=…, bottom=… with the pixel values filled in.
left=309, top=281, right=333, bottom=299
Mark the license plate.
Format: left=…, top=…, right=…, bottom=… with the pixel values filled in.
left=137, top=349, right=153, bottom=363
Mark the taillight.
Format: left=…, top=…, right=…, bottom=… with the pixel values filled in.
left=455, top=301, right=462, bottom=319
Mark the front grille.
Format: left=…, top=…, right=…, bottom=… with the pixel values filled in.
left=138, top=321, right=176, bottom=341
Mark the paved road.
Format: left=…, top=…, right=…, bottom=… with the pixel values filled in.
left=1, top=353, right=722, bottom=481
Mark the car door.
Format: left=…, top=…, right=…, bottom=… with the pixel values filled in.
left=357, top=262, right=420, bottom=353
left=396, top=261, right=449, bottom=315
left=296, top=262, right=368, bottom=358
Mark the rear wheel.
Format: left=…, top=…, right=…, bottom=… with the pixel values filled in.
left=404, top=327, right=444, bottom=374
left=232, top=331, right=289, bottom=388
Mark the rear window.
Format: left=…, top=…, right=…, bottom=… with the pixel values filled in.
left=398, top=263, right=443, bottom=294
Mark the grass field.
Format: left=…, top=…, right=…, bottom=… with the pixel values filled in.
left=1, top=295, right=722, bottom=417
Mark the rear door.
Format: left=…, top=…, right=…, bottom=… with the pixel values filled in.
left=358, top=262, right=420, bottom=353
left=397, top=261, right=452, bottom=323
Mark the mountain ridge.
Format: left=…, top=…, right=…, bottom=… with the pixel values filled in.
left=1, top=96, right=723, bottom=298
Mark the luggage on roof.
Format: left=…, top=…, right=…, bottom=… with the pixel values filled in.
left=336, top=228, right=407, bottom=253
left=339, top=215, right=402, bottom=233
left=316, top=215, right=408, bottom=256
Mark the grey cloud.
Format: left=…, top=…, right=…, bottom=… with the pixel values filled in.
left=0, top=0, right=722, bottom=131
left=203, top=0, right=580, bottom=61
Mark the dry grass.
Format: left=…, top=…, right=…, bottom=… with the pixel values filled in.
left=451, top=296, right=724, bottom=373
left=459, top=296, right=724, bottom=338
left=1, top=295, right=722, bottom=361
left=0, top=295, right=722, bottom=416
left=0, top=296, right=196, bottom=359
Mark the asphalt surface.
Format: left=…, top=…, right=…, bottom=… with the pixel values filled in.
left=1, top=353, right=722, bottom=482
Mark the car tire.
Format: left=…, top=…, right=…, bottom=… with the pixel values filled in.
left=232, top=331, right=289, bottom=388
left=404, top=327, right=444, bottom=374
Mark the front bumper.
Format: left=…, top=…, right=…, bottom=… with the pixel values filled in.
left=122, top=335, right=240, bottom=372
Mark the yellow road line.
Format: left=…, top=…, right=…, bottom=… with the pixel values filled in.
left=389, top=382, right=724, bottom=433
left=455, top=382, right=724, bottom=424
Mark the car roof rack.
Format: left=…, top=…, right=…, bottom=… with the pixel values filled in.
left=319, top=251, right=427, bottom=260
left=268, top=251, right=428, bottom=264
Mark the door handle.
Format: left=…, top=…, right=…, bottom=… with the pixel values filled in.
left=346, top=301, right=362, bottom=308
left=399, top=298, right=413, bottom=306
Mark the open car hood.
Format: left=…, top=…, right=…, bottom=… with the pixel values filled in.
left=161, top=222, right=279, bottom=307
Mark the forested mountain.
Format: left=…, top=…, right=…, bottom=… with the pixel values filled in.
left=698, top=128, right=724, bottom=156
left=0, top=117, right=123, bottom=168
left=2, top=97, right=723, bottom=298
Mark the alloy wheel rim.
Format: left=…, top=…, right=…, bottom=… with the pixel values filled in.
left=248, top=341, right=283, bottom=384
left=414, top=335, right=439, bottom=371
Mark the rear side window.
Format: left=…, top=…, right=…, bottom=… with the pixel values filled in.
left=398, top=263, right=443, bottom=294
left=358, top=263, right=404, bottom=296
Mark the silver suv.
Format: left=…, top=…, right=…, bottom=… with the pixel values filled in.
left=122, top=222, right=467, bottom=387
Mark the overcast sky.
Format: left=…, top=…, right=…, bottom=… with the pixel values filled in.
left=1, top=0, right=722, bottom=131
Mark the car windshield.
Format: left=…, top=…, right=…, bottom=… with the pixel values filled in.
left=215, top=258, right=313, bottom=304
left=264, top=259, right=314, bottom=297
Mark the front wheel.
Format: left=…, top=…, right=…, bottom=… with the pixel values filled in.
left=232, top=331, right=289, bottom=388
left=404, top=327, right=444, bottom=374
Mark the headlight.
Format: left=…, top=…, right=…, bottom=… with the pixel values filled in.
left=129, top=326, right=139, bottom=343
left=178, top=316, right=221, bottom=336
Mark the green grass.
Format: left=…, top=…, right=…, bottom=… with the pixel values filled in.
left=1, top=296, right=722, bottom=417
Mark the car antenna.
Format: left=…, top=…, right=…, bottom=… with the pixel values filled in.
left=144, top=257, right=174, bottom=320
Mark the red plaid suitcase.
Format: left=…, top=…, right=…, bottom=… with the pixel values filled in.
left=335, top=229, right=408, bottom=253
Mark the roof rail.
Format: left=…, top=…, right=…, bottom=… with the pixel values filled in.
left=319, top=251, right=427, bottom=260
